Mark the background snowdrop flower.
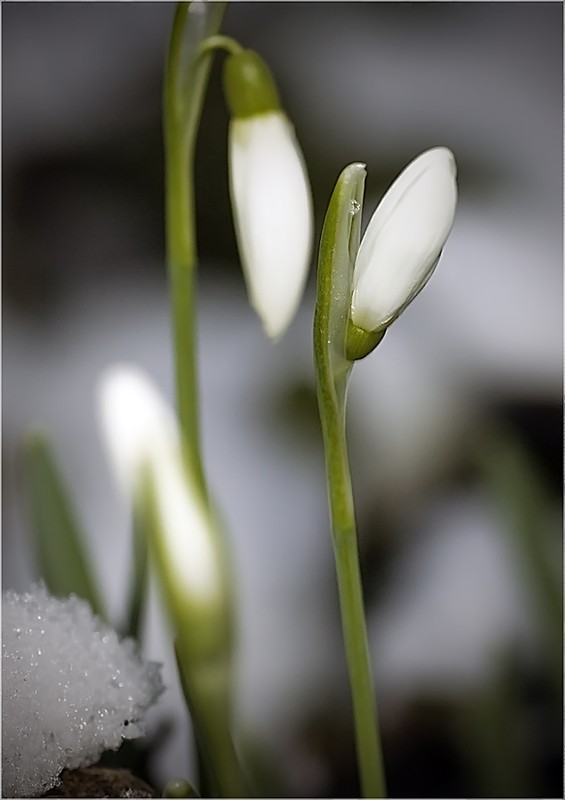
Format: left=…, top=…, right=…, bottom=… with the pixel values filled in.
left=98, top=365, right=223, bottom=612
left=224, top=49, right=313, bottom=339
left=347, top=147, right=458, bottom=360
left=99, top=365, right=239, bottom=794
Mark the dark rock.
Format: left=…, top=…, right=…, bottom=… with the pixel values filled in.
left=42, top=766, right=157, bottom=798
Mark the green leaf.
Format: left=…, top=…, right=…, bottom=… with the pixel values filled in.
left=120, top=506, right=149, bottom=641
left=23, top=431, right=106, bottom=620
left=476, top=425, right=562, bottom=692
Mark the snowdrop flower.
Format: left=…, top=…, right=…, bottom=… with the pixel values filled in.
left=347, top=147, right=458, bottom=360
left=224, top=49, right=313, bottom=339
left=99, top=370, right=238, bottom=789
left=97, top=365, right=223, bottom=612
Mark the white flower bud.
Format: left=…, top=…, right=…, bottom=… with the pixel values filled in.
left=97, top=365, right=221, bottom=606
left=349, top=147, right=457, bottom=353
left=229, top=112, right=313, bottom=339
left=224, top=49, right=312, bottom=339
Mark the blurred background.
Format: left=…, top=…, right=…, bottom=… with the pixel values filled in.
left=2, top=1, right=562, bottom=797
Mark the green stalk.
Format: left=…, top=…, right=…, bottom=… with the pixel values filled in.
left=314, top=164, right=387, bottom=798
left=140, top=463, right=248, bottom=797
left=175, top=645, right=248, bottom=798
left=162, top=5, right=248, bottom=796
left=163, top=1, right=226, bottom=499
left=326, top=407, right=387, bottom=799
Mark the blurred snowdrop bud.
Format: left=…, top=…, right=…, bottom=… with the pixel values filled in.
left=98, top=367, right=237, bottom=789
left=97, top=366, right=222, bottom=612
left=224, top=49, right=313, bottom=339
left=347, top=147, right=458, bottom=360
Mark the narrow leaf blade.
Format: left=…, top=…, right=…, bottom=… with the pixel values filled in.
left=23, top=431, right=106, bottom=620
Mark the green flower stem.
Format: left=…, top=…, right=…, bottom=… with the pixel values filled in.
left=314, top=164, right=387, bottom=798
left=163, top=5, right=248, bottom=796
left=196, top=34, right=243, bottom=59
left=164, top=1, right=226, bottom=499
left=163, top=776, right=201, bottom=798
left=324, top=406, right=387, bottom=799
left=175, top=645, right=248, bottom=799
left=140, top=463, right=247, bottom=797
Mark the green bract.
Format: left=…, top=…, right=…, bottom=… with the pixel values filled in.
left=345, top=320, right=386, bottom=361
left=223, top=49, right=281, bottom=118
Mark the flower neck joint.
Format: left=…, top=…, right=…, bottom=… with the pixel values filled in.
left=223, top=49, right=281, bottom=118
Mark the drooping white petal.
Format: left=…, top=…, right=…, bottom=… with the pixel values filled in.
left=97, top=365, right=221, bottom=605
left=352, top=147, right=457, bottom=333
left=229, top=111, right=313, bottom=339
